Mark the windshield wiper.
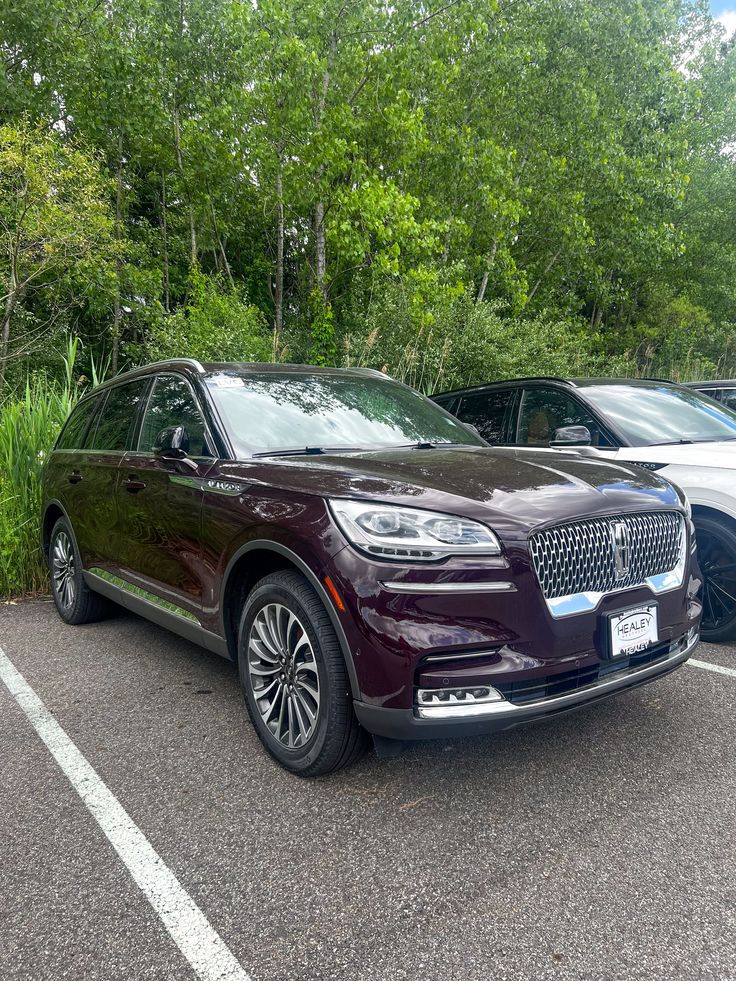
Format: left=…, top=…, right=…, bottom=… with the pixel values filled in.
left=251, top=446, right=368, bottom=458
left=650, top=438, right=720, bottom=445
left=391, top=441, right=474, bottom=450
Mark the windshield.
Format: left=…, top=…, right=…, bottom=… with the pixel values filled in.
left=581, top=383, right=736, bottom=446
left=205, top=371, right=484, bottom=456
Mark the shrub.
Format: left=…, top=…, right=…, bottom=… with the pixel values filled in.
left=0, top=376, right=76, bottom=597
left=142, top=270, right=273, bottom=364
left=342, top=282, right=631, bottom=392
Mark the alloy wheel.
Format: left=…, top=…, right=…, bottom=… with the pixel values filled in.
left=52, top=531, right=76, bottom=610
left=697, top=526, right=736, bottom=634
left=247, top=603, right=321, bottom=748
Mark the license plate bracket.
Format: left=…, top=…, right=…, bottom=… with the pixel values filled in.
left=605, top=603, right=659, bottom=659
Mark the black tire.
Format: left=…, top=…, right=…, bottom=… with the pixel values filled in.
left=48, top=517, right=109, bottom=625
left=695, top=513, right=736, bottom=643
left=238, top=570, right=369, bottom=776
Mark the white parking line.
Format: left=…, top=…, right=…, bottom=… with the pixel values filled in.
left=687, top=658, right=736, bottom=679
left=0, top=646, right=251, bottom=981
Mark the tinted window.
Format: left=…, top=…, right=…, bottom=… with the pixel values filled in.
left=720, top=389, right=736, bottom=411
left=457, top=390, right=514, bottom=444
left=581, top=383, right=736, bottom=446
left=56, top=396, right=101, bottom=450
left=138, top=375, right=211, bottom=457
left=205, top=371, right=484, bottom=456
left=518, top=388, right=612, bottom=447
left=88, top=380, right=149, bottom=452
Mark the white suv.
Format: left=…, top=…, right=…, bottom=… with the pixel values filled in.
left=434, top=377, right=736, bottom=642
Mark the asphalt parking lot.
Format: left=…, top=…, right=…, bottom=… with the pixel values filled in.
left=1, top=599, right=735, bottom=981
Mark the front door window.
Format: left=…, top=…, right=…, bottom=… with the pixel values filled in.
left=518, top=388, right=611, bottom=447
left=138, top=376, right=212, bottom=458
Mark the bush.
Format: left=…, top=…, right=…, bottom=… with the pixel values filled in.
left=342, top=283, right=631, bottom=392
left=142, top=270, right=273, bottom=364
left=0, top=376, right=76, bottom=597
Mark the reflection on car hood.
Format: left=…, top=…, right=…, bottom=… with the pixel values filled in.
left=221, top=445, right=681, bottom=539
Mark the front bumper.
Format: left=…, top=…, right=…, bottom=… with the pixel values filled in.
left=353, top=627, right=698, bottom=740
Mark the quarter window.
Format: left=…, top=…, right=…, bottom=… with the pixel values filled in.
left=138, top=375, right=212, bottom=457
left=457, top=390, right=515, bottom=444
left=518, top=388, right=612, bottom=447
left=55, top=396, right=102, bottom=450
left=88, top=380, right=150, bottom=452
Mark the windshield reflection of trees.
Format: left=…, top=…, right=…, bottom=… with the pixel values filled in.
left=209, top=372, right=475, bottom=449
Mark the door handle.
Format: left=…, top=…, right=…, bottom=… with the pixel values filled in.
left=67, top=471, right=83, bottom=484
left=124, top=475, right=147, bottom=493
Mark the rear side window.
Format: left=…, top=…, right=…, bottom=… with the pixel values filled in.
left=457, top=390, right=515, bottom=444
left=138, top=375, right=212, bottom=457
left=87, top=380, right=150, bottom=452
left=55, top=396, right=101, bottom=450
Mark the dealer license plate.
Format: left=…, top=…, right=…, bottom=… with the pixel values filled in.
left=609, top=604, right=659, bottom=658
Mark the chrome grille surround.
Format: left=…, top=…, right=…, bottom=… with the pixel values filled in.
left=530, top=511, right=687, bottom=618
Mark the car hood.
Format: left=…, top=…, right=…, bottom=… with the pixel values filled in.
left=620, top=440, right=736, bottom=470
left=220, top=446, right=681, bottom=540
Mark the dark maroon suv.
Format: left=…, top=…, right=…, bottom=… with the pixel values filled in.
left=42, top=360, right=701, bottom=774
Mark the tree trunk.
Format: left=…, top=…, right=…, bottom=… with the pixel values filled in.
left=476, top=240, right=498, bottom=303
left=311, top=32, right=336, bottom=306
left=524, top=249, right=561, bottom=308
left=0, top=288, right=17, bottom=394
left=174, top=0, right=196, bottom=268
left=173, top=106, right=197, bottom=267
left=314, top=200, right=327, bottom=304
left=161, top=172, right=170, bottom=312
left=210, top=201, right=233, bottom=285
left=478, top=152, right=527, bottom=304
left=274, top=164, right=284, bottom=339
left=112, top=127, right=124, bottom=375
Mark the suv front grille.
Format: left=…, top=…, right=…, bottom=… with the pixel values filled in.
left=530, top=511, right=685, bottom=601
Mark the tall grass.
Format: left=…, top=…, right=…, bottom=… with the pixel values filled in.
left=0, top=339, right=84, bottom=598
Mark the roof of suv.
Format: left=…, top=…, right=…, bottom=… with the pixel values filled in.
left=90, top=360, right=391, bottom=394
left=433, top=376, right=682, bottom=399
left=686, top=379, right=736, bottom=388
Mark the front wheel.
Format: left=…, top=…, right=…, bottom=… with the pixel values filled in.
left=238, top=570, right=369, bottom=776
left=695, top=514, right=736, bottom=643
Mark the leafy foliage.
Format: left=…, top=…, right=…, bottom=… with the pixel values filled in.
left=1, top=0, right=734, bottom=392
left=2, top=0, right=736, bottom=598
left=140, top=270, right=271, bottom=364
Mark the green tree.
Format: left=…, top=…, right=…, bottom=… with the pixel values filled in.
left=0, top=122, right=116, bottom=391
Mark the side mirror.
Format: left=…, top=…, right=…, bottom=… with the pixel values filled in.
left=550, top=425, right=592, bottom=447
left=153, top=425, right=189, bottom=459
left=464, top=422, right=488, bottom=443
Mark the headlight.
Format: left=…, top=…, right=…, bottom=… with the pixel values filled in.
left=328, top=499, right=502, bottom=561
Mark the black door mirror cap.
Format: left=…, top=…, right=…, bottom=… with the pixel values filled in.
left=153, top=425, right=190, bottom=459
left=550, top=425, right=592, bottom=447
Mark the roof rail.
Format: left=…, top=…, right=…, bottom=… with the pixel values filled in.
left=433, top=375, right=572, bottom=397
left=349, top=366, right=392, bottom=378
left=90, top=358, right=206, bottom=393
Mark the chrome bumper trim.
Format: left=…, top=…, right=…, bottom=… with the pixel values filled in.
left=415, top=632, right=698, bottom=720
left=380, top=580, right=516, bottom=594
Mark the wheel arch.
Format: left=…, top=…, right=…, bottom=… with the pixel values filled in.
left=41, top=499, right=75, bottom=559
left=220, top=540, right=361, bottom=700
left=691, top=503, right=736, bottom=535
